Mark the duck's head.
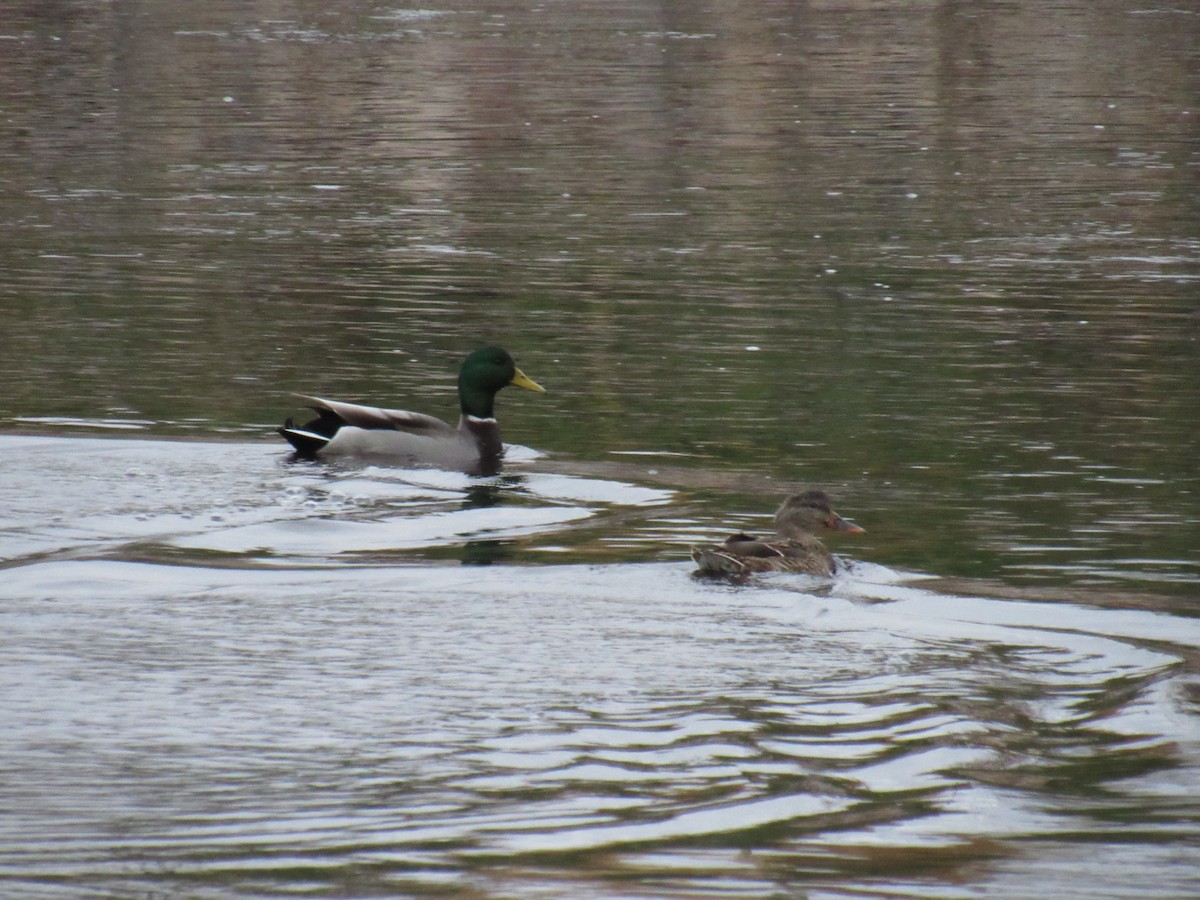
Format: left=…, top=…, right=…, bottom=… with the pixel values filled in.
left=775, top=489, right=865, bottom=538
left=458, top=346, right=545, bottom=419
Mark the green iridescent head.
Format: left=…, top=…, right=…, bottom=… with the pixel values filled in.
left=457, top=346, right=544, bottom=419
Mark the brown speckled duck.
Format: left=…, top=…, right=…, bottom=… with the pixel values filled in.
left=691, top=489, right=865, bottom=578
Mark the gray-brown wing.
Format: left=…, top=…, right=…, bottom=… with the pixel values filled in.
left=722, top=537, right=787, bottom=559
left=298, top=395, right=457, bottom=435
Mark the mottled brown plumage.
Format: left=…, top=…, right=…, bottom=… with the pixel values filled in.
left=691, top=489, right=865, bottom=578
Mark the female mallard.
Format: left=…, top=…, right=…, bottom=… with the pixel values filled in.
left=691, top=489, right=865, bottom=578
left=278, top=346, right=544, bottom=474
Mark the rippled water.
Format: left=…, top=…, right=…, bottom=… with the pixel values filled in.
left=2, top=0, right=1199, bottom=896
left=2, top=435, right=1199, bottom=897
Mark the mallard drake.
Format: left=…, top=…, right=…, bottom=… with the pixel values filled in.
left=278, top=346, right=544, bottom=474
left=691, top=489, right=865, bottom=578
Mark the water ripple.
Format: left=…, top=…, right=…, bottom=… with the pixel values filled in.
left=2, top=558, right=1196, bottom=895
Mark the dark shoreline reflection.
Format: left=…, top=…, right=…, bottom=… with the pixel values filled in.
left=1, top=0, right=1198, bottom=896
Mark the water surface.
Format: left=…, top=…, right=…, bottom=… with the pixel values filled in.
left=2, top=434, right=1198, bottom=898
left=1, top=0, right=1198, bottom=896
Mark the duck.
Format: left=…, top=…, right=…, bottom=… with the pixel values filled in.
left=277, top=346, right=544, bottom=474
left=691, top=489, right=865, bottom=578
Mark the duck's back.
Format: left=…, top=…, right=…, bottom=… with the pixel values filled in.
left=691, top=532, right=836, bottom=578
left=281, top=399, right=505, bottom=474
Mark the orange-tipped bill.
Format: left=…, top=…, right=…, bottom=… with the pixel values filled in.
left=828, top=513, right=865, bottom=535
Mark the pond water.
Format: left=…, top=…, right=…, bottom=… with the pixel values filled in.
left=2, top=1, right=1198, bottom=897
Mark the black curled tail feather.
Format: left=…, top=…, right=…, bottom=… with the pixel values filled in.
left=277, top=411, right=341, bottom=458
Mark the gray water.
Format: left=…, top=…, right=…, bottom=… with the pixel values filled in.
left=2, top=435, right=1198, bottom=897
left=2, top=0, right=1199, bottom=897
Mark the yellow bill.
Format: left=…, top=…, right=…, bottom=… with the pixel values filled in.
left=510, top=368, right=545, bottom=393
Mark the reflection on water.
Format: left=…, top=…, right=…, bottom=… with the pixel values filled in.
left=0, top=0, right=1196, bottom=590
left=1, top=435, right=1199, bottom=897
left=2, top=554, right=1198, bottom=897
left=1, top=0, right=1199, bottom=895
